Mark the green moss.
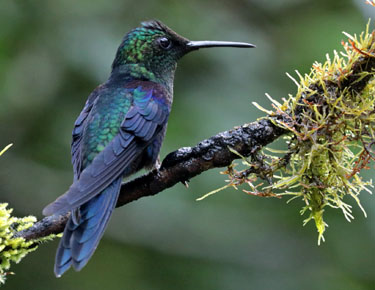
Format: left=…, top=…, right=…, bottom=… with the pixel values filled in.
left=0, top=145, right=58, bottom=284
left=0, top=203, right=36, bottom=283
left=201, top=22, right=375, bottom=244
left=269, top=23, right=375, bottom=243
left=0, top=205, right=60, bottom=285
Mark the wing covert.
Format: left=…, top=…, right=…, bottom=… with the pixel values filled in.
left=71, top=89, right=100, bottom=179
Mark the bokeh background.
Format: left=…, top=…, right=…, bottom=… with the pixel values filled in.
left=0, top=0, right=374, bottom=289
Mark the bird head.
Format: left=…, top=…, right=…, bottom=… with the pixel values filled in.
left=112, top=20, right=255, bottom=86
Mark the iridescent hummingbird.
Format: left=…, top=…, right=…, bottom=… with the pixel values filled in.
left=43, top=20, right=255, bottom=277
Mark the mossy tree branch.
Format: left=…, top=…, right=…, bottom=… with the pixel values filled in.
left=11, top=23, right=375, bottom=257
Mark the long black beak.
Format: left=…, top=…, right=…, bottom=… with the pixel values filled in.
left=187, top=40, right=255, bottom=50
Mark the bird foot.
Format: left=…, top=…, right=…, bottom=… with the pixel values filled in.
left=181, top=180, right=189, bottom=188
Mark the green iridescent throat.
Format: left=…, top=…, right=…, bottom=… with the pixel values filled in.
left=126, top=64, right=157, bottom=81
left=113, top=63, right=175, bottom=92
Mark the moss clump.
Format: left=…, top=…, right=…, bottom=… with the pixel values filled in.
left=269, top=22, right=375, bottom=243
left=0, top=144, right=38, bottom=284
left=0, top=203, right=38, bottom=284
left=200, top=22, right=375, bottom=244
left=0, top=145, right=57, bottom=284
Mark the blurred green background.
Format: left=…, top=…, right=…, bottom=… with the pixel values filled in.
left=0, top=0, right=374, bottom=289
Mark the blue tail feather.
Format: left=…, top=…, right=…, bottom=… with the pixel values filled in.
left=54, top=178, right=122, bottom=277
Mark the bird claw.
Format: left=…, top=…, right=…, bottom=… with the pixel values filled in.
left=181, top=180, right=189, bottom=188
left=153, top=157, right=161, bottom=170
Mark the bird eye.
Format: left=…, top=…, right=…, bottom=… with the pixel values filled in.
left=158, top=37, right=172, bottom=50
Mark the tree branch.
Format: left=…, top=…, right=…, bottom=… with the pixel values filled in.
left=16, top=118, right=286, bottom=241
left=15, top=26, right=375, bottom=243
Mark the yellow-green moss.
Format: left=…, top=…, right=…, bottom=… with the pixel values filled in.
left=269, top=22, right=375, bottom=243
left=201, top=22, right=375, bottom=244
left=0, top=203, right=38, bottom=284
left=0, top=145, right=57, bottom=284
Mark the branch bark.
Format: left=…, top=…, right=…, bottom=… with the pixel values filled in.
left=16, top=118, right=286, bottom=241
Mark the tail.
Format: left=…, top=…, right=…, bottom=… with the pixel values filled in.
left=54, top=178, right=122, bottom=277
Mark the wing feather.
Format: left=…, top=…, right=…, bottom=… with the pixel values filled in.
left=71, top=89, right=100, bottom=179
left=43, top=86, right=169, bottom=217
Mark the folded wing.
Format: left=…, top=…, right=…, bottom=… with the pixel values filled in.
left=43, top=87, right=169, bottom=216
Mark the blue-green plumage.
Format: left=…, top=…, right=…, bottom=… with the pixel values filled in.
left=43, top=20, right=254, bottom=277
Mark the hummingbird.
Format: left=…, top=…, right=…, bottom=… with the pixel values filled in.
left=43, top=20, right=255, bottom=277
